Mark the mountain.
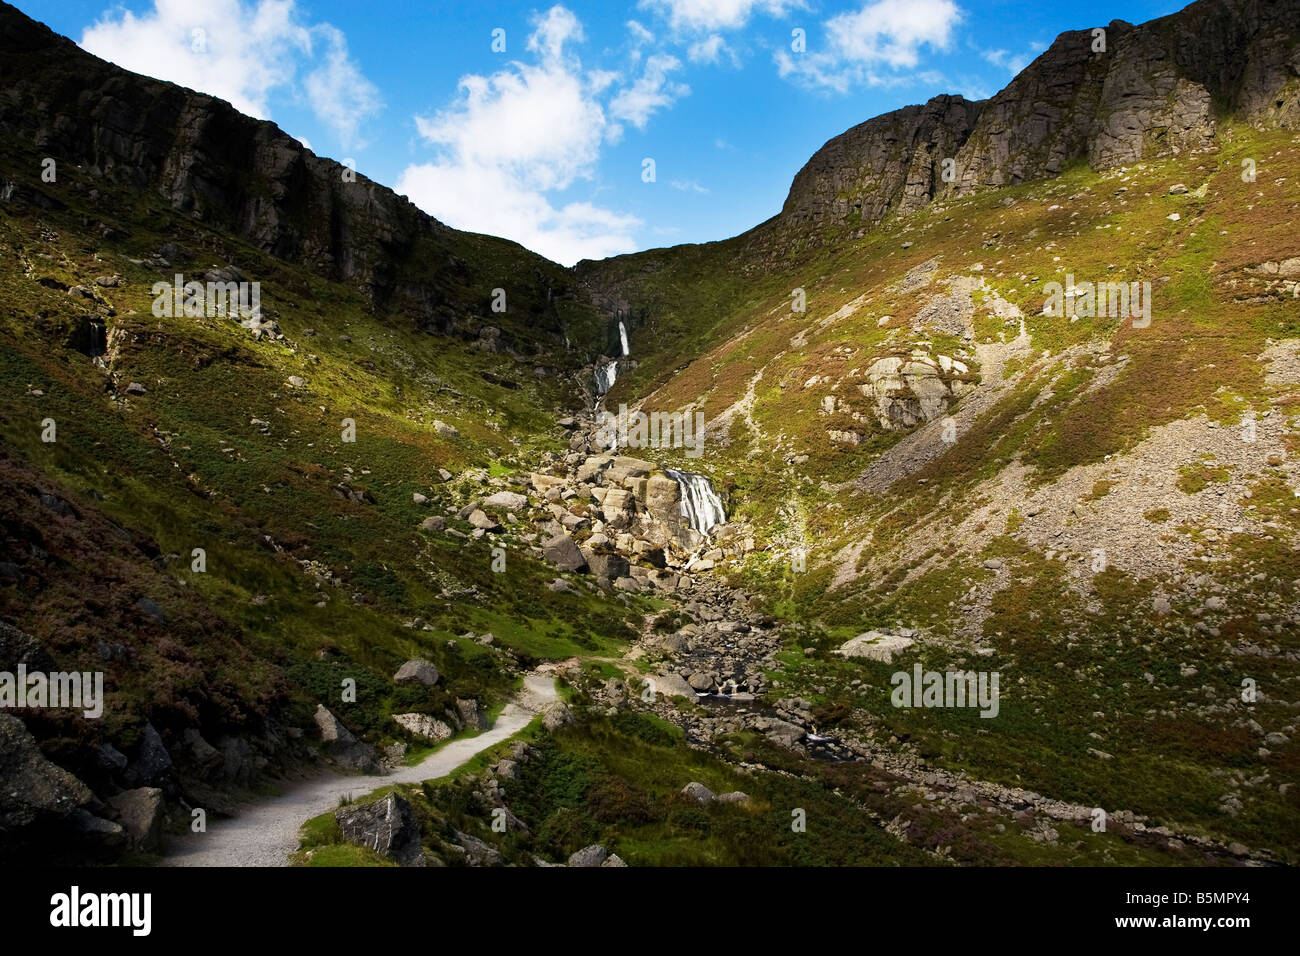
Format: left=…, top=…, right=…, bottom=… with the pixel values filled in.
left=779, top=0, right=1300, bottom=234
left=1, top=0, right=1298, bottom=867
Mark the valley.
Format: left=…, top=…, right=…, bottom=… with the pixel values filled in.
left=0, top=0, right=1296, bottom=870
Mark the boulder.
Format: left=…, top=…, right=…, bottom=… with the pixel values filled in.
left=541, top=701, right=573, bottom=731
left=393, top=659, right=440, bottom=686
left=568, top=844, right=610, bottom=867
left=763, top=718, right=806, bottom=749
left=467, top=509, right=500, bottom=531
left=681, top=781, right=716, bottom=804
left=645, top=475, right=681, bottom=517
left=648, top=673, right=697, bottom=699
left=108, top=787, right=164, bottom=852
left=715, top=791, right=752, bottom=805
left=420, top=515, right=447, bottom=532
left=606, top=457, right=654, bottom=483
left=392, top=713, right=453, bottom=742
left=836, top=630, right=915, bottom=663
left=529, top=473, right=564, bottom=492
left=0, top=713, right=93, bottom=831
left=687, top=672, right=716, bottom=693
left=453, top=829, right=504, bottom=866
left=336, top=793, right=425, bottom=866
left=456, top=698, right=489, bottom=731
left=543, top=533, right=587, bottom=572
left=575, top=456, right=612, bottom=483
left=585, top=551, right=630, bottom=581
left=483, top=490, right=528, bottom=512
left=313, top=705, right=380, bottom=772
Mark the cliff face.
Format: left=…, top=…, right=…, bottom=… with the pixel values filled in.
left=779, top=94, right=984, bottom=228
left=780, top=0, right=1300, bottom=229
left=0, top=1, right=598, bottom=356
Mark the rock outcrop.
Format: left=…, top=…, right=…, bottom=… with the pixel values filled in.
left=336, top=793, right=425, bottom=866
left=779, top=0, right=1300, bottom=230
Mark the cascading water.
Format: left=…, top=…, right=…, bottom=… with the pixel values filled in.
left=594, top=359, right=619, bottom=396
left=664, top=468, right=726, bottom=533
left=618, top=320, right=629, bottom=357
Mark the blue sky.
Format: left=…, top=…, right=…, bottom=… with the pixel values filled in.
left=20, top=0, right=1188, bottom=264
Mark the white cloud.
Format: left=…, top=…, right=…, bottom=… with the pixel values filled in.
left=981, top=46, right=1034, bottom=76
left=640, top=0, right=798, bottom=32
left=626, top=19, right=655, bottom=45
left=776, top=0, right=962, bottom=92
left=397, top=5, right=644, bottom=265
left=687, top=34, right=727, bottom=64
left=304, top=25, right=383, bottom=147
left=78, top=0, right=380, bottom=147
left=396, top=163, right=639, bottom=266
left=670, top=179, right=709, bottom=193
left=610, top=54, right=689, bottom=129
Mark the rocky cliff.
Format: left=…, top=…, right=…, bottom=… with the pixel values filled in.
left=780, top=0, right=1300, bottom=230
left=0, top=1, right=600, bottom=356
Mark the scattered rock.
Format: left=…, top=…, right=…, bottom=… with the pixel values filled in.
left=107, top=787, right=164, bottom=852
left=393, top=659, right=439, bottom=686
left=336, top=793, right=425, bottom=866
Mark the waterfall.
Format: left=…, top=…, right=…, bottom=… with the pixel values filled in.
left=664, top=468, right=726, bottom=533
left=618, top=320, right=629, bottom=357
left=594, top=359, right=619, bottom=395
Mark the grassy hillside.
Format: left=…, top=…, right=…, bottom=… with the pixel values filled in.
left=576, top=125, right=1300, bottom=859
left=0, top=122, right=641, bottom=815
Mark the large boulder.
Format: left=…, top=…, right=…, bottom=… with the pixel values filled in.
left=483, top=490, right=528, bottom=512
left=687, top=672, right=717, bottom=693
left=542, top=533, right=587, bottom=572
left=108, top=787, right=164, bottom=852
left=648, top=673, right=697, bottom=699
left=336, top=793, right=425, bottom=866
left=836, top=630, right=915, bottom=663
left=392, top=713, right=453, bottom=742
left=568, top=844, right=610, bottom=867
left=393, top=659, right=440, bottom=686
left=585, top=550, right=630, bottom=582
left=575, top=456, right=612, bottom=483
left=644, top=475, right=681, bottom=517
left=452, top=829, right=504, bottom=866
left=606, top=456, right=654, bottom=483
left=313, top=705, right=380, bottom=772
left=862, top=353, right=970, bottom=430
left=456, top=698, right=488, bottom=731
left=681, top=781, right=716, bottom=804
left=0, top=713, right=93, bottom=831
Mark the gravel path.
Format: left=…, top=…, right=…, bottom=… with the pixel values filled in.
left=163, top=673, right=557, bottom=867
